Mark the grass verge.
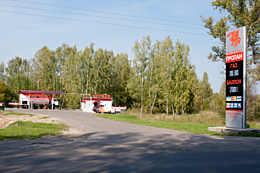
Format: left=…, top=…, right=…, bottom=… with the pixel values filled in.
left=0, top=121, right=68, bottom=140
left=96, top=114, right=219, bottom=134
left=95, top=113, right=260, bottom=137
left=3, top=111, right=34, bottom=116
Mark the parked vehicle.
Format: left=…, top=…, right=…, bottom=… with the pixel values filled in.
left=19, top=94, right=59, bottom=109
left=111, top=107, right=127, bottom=114
left=93, top=105, right=104, bottom=113
left=92, top=105, right=126, bottom=114
left=92, top=105, right=99, bottom=112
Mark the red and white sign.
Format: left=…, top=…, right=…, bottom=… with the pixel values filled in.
left=9, top=103, right=20, bottom=106
left=226, top=26, right=247, bottom=129
left=112, top=107, right=127, bottom=111
left=0, top=103, right=2, bottom=107
left=226, top=52, right=243, bottom=63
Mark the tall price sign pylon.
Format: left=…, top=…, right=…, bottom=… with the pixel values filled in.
left=225, top=26, right=247, bottom=129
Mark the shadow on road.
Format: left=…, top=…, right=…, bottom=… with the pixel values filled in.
left=1, top=131, right=260, bottom=172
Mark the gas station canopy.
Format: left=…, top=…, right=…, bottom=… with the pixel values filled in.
left=18, top=90, right=62, bottom=95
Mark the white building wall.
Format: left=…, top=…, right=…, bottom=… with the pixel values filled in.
left=81, top=99, right=112, bottom=113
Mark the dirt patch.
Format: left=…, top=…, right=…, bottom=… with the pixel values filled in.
left=0, top=111, right=87, bottom=137
left=0, top=112, right=61, bottom=129
left=42, top=127, right=87, bottom=138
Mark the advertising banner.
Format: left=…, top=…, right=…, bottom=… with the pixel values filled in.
left=226, top=26, right=247, bottom=129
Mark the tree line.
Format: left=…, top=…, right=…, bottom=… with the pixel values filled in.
left=0, top=0, right=259, bottom=119
left=0, top=36, right=214, bottom=114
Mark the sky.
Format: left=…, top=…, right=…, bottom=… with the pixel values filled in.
left=0, top=0, right=258, bottom=93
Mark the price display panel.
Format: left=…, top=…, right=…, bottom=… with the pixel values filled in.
left=226, top=60, right=243, bottom=110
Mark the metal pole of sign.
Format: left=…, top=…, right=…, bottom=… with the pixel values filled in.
left=29, top=93, right=30, bottom=109
left=243, top=26, right=247, bottom=129
left=52, top=94, right=54, bottom=110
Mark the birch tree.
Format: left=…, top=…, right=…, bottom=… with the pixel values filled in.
left=111, top=53, right=131, bottom=106
left=81, top=43, right=94, bottom=97
left=63, top=45, right=81, bottom=108
left=132, top=36, right=151, bottom=114
left=31, top=46, right=57, bottom=91
left=161, top=36, right=174, bottom=115
left=148, top=40, right=164, bottom=114
left=172, top=40, right=195, bottom=114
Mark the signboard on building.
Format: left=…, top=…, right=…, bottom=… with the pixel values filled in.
left=226, top=26, right=247, bottom=129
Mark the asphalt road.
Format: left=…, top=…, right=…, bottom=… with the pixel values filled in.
left=1, top=108, right=260, bottom=173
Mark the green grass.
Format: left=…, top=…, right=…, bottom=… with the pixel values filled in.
left=4, top=111, right=34, bottom=116
left=96, top=114, right=219, bottom=134
left=0, top=121, right=68, bottom=140
left=96, top=114, right=260, bottom=137
left=39, top=117, right=49, bottom=119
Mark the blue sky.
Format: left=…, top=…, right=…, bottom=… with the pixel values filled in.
left=1, top=0, right=256, bottom=93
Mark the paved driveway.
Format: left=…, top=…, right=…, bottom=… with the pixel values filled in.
left=1, top=108, right=260, bottom=172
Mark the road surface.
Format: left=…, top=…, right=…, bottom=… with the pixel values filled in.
left=1, top=108, right=260, bottom=172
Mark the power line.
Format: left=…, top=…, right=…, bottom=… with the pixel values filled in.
left=0, top=3, right=204, bottom=29
left=0, top=9, right=208, bottom=36
left=8, top=0, right=204, bottom=26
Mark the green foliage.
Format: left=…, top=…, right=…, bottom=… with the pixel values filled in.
left=246, top=84, right=260, bottom=120
left=1, top=37, right=211, bottom=113
left=0, top=80, right=13, bottom=104
left=194, top=72, right=213, bottom=111
left=131, top=36, right=152, bottom=114
left=0, top=61, right=4, bottom=82
left=111, top=53, right=131, bottom=106
left=213, top=81, right=226, bottom=119
left=0, top=121, right=68, bottom=140
left=129, top=36, right=198, bottom=115
left=2, top=43, right=132, bottom=109
left=4, top=57, right=29, bottom=100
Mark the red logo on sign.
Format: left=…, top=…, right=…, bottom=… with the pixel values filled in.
left=227, top=29, right=241, bottom=47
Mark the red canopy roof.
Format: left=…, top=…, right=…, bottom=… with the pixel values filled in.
left=18, top=90, right=62, bottom=95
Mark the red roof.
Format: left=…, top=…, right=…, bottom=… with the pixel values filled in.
left=18, top=90, right=62, bottom=95
left=83, top=98, right=112, bottom=101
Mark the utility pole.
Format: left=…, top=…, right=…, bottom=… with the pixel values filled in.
left=27, top=59, right=30, bottom=90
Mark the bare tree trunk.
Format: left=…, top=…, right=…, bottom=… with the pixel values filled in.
left=149, top=66, right=153, bottom=114
left=150, top=83, right=159, bottom=115
left=53, top=78, right=55, bottom=91
left=166, top=86, right=168, bottom=116
left=171, top=91, right=175, bottom=115
left=141, top=76, right=143, bottom=114
left=61, top=95, right=65, bottom=109
left=86, top=72, right=89, bottom=97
